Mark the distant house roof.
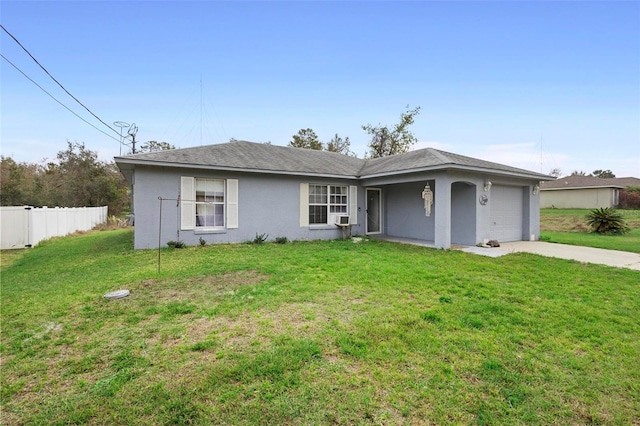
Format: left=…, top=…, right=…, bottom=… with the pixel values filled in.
left=605, top=177, right=640, bottom=187
left=115, top=140, right=552, bottom=180
left=540, top=175, right=640, bottom=191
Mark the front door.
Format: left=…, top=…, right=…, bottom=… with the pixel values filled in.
left=366, top=188, right=382, bottom=234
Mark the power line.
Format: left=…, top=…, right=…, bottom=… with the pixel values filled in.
left=1, top=54, right=120, bottom=143
left=1, top=24, right=121, bottom=137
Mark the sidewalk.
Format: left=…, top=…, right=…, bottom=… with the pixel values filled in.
left=460, top=241, right=640, bottom=271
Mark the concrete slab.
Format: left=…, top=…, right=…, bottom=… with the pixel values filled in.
left=459, top=246, right=509, bottom=258
left=488, top=241, right=640, bottom=270
left=372, top=235, right=640, bottom=270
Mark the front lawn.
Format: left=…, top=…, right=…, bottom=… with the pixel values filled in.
left=2, top=229, right=639, bottom=424
left=540, top=208, right=640, bottom=253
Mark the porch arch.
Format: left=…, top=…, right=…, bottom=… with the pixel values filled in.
left=451, top=181, right=477, bottom=246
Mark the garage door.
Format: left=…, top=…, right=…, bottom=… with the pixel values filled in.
left=490, top=185, right=523, bottom=242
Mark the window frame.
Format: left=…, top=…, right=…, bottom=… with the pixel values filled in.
left=180, top=177, right=238, bottom=231
left=308, top=184, right=349, bottom=225
left=195, top=178, right=226, bottom=229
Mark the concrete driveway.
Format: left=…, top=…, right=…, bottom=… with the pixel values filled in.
left=460, top=241, right=640, bottom=271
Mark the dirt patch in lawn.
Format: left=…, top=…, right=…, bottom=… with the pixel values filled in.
left=205, top=302, right=331, bottom=351
left=139, top=270, right=269, bottom=301
left=541, top=215, right=589, bottom=232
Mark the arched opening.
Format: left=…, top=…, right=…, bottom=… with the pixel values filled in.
left=451, top=181, right=477, bottom=246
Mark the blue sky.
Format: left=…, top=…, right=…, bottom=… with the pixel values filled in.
left=2, top=1, right=639, bottom=177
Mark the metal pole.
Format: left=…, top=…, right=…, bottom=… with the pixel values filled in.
left=158, top=197, right=162, bottom=273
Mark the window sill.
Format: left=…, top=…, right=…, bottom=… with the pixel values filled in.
left=194, top=228, right=227, bottom=234
left=309, top=225, right=338, bottom=230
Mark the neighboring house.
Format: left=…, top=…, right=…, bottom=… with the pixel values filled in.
left=540, top=176, right=640, bottom=209
left=115, top=141, right=552, bottom=249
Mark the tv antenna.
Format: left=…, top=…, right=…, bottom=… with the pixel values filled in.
left=114, top=121, right=138, bottom=154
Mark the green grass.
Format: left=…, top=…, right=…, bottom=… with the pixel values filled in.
left=2, top=229, right=640, bottom=425
left=540, top=208, right=640, bottom=253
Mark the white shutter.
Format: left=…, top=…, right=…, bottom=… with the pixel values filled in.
left=226, top=179, right=239, bottom=229
left=180, top=177, right=195, bottom=230
left=300, top=183, right=309, bottom=227
left=349, top=185, right=358, bottom=225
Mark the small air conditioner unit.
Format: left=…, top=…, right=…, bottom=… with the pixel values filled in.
left=337, top=215, right=350, bottom=226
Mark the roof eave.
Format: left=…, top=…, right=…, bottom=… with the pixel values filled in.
left=360, top=164, right=553, bottom=181
left=541, top=185, right=624, bottom=191
left=113, top=157, right=359, bottom=180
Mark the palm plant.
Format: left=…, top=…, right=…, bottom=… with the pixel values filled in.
left=585, top=208, right=629, bottom=235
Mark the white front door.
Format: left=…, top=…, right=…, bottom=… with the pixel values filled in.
left=366, top=188, right=382, bottom=234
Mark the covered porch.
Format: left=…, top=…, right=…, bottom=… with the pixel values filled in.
left=360, top=170, right=540, bottom=249
left=369, top=234, right=436, bottom=248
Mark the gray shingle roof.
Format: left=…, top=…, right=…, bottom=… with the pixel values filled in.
left=115, top=141, right=552, bottom=180
left=540, top=175, right=640, bottom=190
left=116, top=141, right=365, bottom=177
left=359, top=147, right=551, bottom=178
left=604, top=177, right=640, bottom=187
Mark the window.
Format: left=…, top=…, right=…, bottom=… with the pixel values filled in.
left=195, top=178, right=225, bottom=228
left=309, top=184, right=348, bottom=225
left=180, top=177, right=238, bottom=231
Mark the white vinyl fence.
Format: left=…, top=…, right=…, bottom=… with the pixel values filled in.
left=0, top=206, right=108, bottom=250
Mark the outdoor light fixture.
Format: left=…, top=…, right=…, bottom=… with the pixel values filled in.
left=484, top=179, right=492, bottom=192
left=533, top=184, right=540, bottom=195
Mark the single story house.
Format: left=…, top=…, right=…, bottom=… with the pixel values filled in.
left=540, top=176, right=640, bottom=209
left=115, top=141, right=552, bottom=249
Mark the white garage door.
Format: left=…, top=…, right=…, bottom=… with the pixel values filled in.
left=490, top=185, right=523, bottom=242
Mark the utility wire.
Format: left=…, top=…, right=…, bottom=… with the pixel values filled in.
left=1, top=54, right=120, bottom=143
left=1, top=24, right=121, bottom=137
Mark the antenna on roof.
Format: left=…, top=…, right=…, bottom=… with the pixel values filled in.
left=540, top=135, right=543, bottom=173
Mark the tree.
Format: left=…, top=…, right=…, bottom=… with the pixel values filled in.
left=53, top=142, right=129, bottom=213
left=136, top=141, right=175, bottom=153
left=289, top=128, right=323, bottom=150
left=592, top=169, right=615, bottom=178
left=571, top=170, right=587, bottom=176
left=326, top=133, right=354, bottom=156
left=0, top=142, right=130, bottom=215
left=362, top=105, right=421, bottom=158
left=549, top=168, right=562, bottom=178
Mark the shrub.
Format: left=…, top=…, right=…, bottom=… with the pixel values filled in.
left=253, top=233, right=269, bottom=244
left=619, top=187, right=640, bottom=209
left=585, top=208, right=629, bottom=235
left=167, top=240, right=186, bottom=248
left=275, top=236, right=288, bottom=244
left=198, top=237, right=206, bottom=247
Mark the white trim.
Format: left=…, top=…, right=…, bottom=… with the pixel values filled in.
left=180, top=176, right=195, bottom=230
left=349, top=185, right=358, bottom=225
left=195, top=178, right=226, bottom=230
left=226, top=179, right=239, bottom=229
left=299, top=183, right=309, bottom=227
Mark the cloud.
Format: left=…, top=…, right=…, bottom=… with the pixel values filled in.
left=469, top=143, right=569, bottom=174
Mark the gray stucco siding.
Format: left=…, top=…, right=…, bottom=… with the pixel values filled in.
left=382, top=181, right=436, bottom=241
left=131, top=166, right=363, bottom=249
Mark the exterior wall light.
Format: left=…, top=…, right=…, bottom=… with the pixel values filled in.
left=484, top=179, right=492, bottom=192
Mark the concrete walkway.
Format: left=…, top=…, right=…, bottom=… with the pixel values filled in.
left=460, top=241, right=640, bottom=271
